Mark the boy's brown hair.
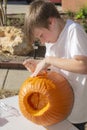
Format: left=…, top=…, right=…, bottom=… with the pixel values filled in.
left=24, top=0, right=61, bottom=45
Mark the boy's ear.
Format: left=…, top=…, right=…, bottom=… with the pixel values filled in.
left=48, top=17, right=55, bottom=25
left=48, top=17, right=55, bottom=29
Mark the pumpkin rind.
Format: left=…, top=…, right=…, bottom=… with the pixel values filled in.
left=19, top=71, right=74, bottom=126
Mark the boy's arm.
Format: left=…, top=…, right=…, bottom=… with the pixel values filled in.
left=74, top=55, right=87, bottom=61
left=45, top=56, right=87, bottom=74
left=31, top=55, right=87, bottom=77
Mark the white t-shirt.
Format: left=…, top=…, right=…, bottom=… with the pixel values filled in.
left=45, top=19, right=87, bottom=124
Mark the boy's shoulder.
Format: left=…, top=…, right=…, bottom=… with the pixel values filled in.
left=66, top=19, right=83, bottom=31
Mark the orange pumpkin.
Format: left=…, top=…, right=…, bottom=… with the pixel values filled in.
left=18, top=71, right=74, bottom=126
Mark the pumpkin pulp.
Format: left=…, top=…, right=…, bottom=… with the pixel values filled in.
left=25, top=92, right=49, bottom=116
left=27, top=92, right=48, bottom=110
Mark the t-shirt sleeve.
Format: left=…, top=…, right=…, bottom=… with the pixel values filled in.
left=68, top=25, right=87, bottom=57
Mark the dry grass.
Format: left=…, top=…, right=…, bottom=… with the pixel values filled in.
left=0, top=89, right=19, bottom=99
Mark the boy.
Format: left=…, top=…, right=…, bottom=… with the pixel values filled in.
left=23, top=0, right=87, bottom=129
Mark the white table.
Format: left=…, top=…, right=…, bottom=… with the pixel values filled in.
left=0, top=96, right=78, bottom=130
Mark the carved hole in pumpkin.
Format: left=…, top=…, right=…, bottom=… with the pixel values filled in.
left=27, top=92, right=48, bottom=110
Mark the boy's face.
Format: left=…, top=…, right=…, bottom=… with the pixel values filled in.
left=34, top=18, right=61, bottom=44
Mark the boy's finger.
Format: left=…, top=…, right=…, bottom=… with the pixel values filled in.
left=30, top=73, right=37, bottom=77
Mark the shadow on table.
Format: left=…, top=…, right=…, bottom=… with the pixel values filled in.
left=0, top=117, right=8, bottom=127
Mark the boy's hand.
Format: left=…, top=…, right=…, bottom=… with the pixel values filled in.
left=31, top=59, right=50, bottom=77
left=23, top=59, right=38, bottom=73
